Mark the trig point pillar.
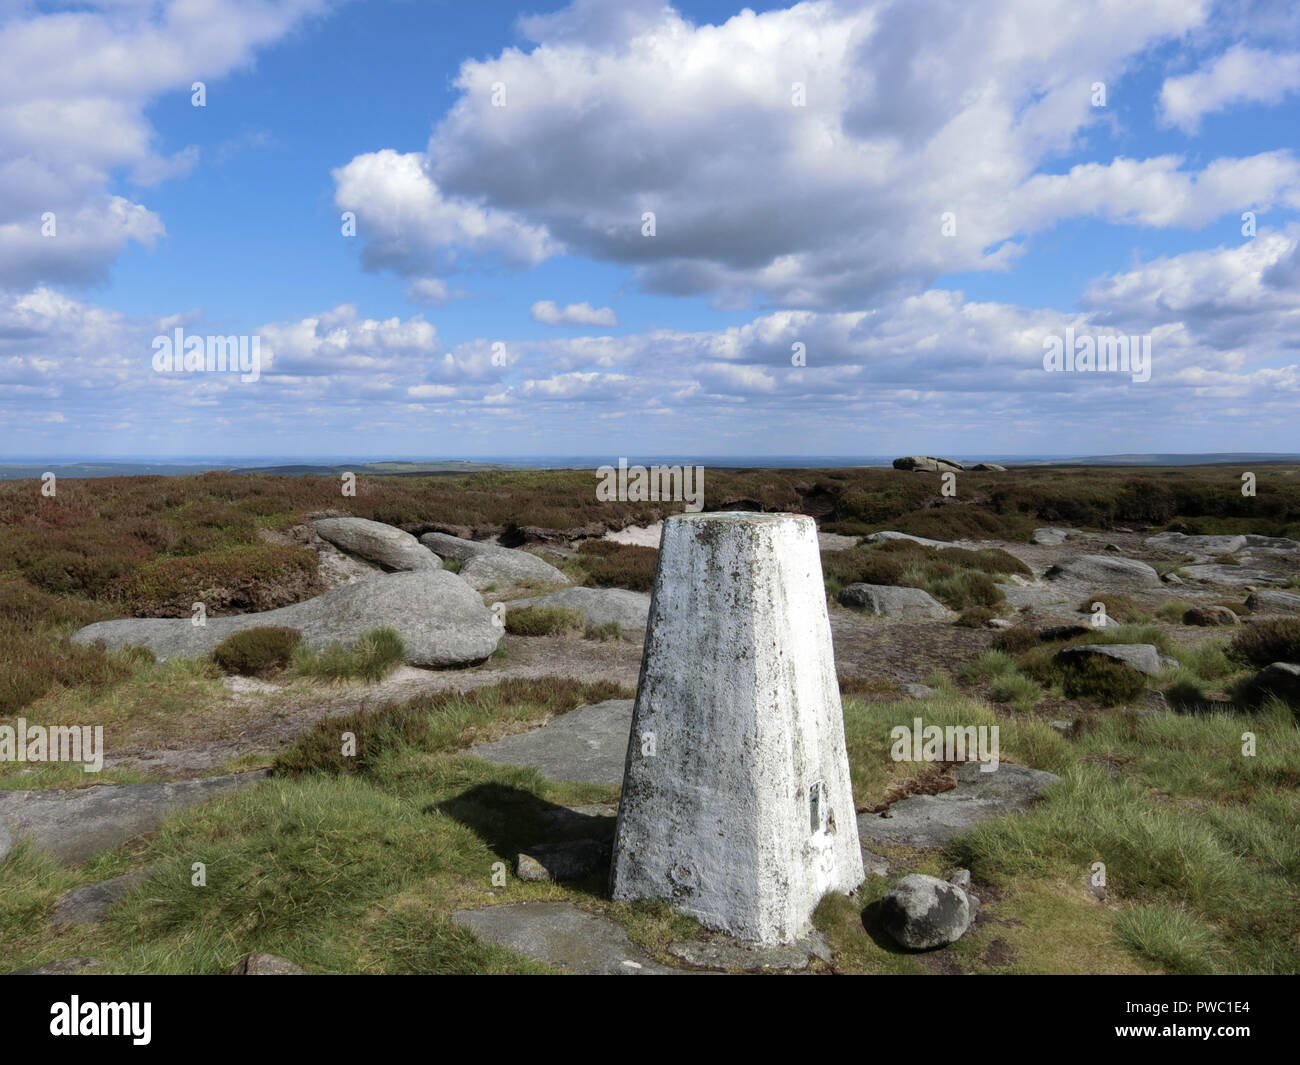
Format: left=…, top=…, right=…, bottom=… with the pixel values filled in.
left=609, top=511, right=864, bottom=944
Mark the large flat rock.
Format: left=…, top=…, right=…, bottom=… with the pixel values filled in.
left=857, top=762, right=1059, bottom=849
left=840, top=583, right=954, bottom=620
left=864, top=531, right=955, bottom=548
left=1182, top=563, right=1286, bottom=586
left=70, top=570, right=501, bottom=667
left=0, top=771, right=268, bottom=866
left=1044, top=554, right=1160, bottom=586
left=466, top=699, right=634, bottom=786
left=1144, top=532, right=1247, bottom=555
left=451, top=902, right=680, bottom=974
left=507, top=586, right=651, bottom=632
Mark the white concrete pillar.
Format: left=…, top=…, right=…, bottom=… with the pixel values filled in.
left=609, top=511, right=864, bottom=944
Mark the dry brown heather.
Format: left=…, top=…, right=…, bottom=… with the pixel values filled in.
left=0, top=464, right=1297, bottom=623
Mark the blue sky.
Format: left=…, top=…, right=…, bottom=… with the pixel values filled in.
left=2, top=0, right=1299, bottom=461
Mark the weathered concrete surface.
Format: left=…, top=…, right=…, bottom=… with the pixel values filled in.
left=451, top=902, right=680, bottom=975
left=507, top=587, right=650, bottom=632
left=313, top=517, right=441, bottom=571
left=666, top=932, right=831, bottom=971
left=71, top=570, right=501, bottom=668
left=467, top=699, right=634, bottom=786
left=610, top=512, right=865, bottom=945
left=857, top=762, right=1059, bottom=849
left=0, top=771, right=269, bottom=866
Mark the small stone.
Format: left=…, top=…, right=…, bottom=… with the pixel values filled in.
left=900, top=682, right=935, bottom=699
left=945, top=867, right=971, bottom=890
left=514, top=839, right=610, bottom=882
left=228, top=953, right=305, bottom=975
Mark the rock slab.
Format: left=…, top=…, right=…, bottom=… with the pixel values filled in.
left=858, top=762, right=1060, bottom=848
left=1045, top=554, right=1160, bottom=586
left=840, top=583, right=954, bottom=620
left=451, top=902, right=679, bottom=975
left=71, top=570, right=501, bottom=668
left=468, top=700, right=634, bottom=786
left=0, top=771, right=269, bottom=866
left=52, top=868, right=151, bottom=925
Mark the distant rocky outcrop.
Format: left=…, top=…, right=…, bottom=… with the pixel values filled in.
left=71, top=570, right=500, bottom=667
left=892, top=456, right=965, bottom=473
left=313, top=517, right=441, bottom=571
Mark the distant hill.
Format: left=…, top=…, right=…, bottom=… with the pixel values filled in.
left=2, top=453, right=1297, bottom=480
left=1011, top=453, right=1300, bottom=467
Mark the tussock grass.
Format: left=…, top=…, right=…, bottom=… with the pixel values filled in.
left=289, top=626, right=405, bottom=683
